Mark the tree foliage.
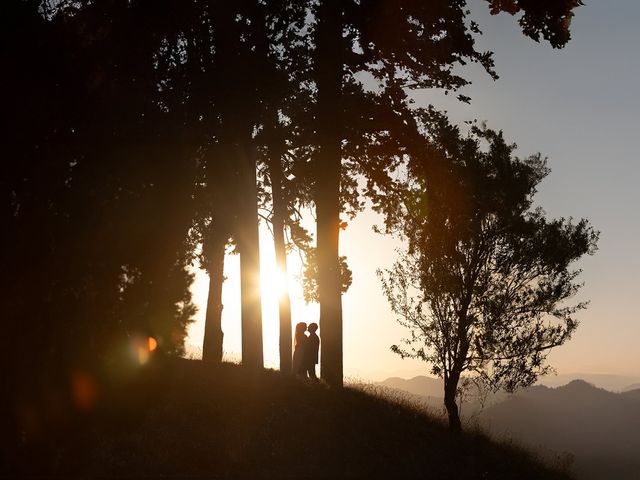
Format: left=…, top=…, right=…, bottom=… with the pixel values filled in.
left=302, top=250, right=353, bottom=305
left=2, top=0, right=206, bottom=396
left=378, top=112, right=598, bottom=430
left=2, top=0, right=586, bottom=397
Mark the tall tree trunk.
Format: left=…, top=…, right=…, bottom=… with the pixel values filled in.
left=249, top=4, right=293, bottom=374
left=444, top=370, right=462, bottom=432
left=315, top=0, right=343, bottom=387
left=212, top=4, right=263, bottom=370
left=444, top=314, right=471, bottom=430
left=268, top=153, right=293, bottom=374
left=202, top=229, right=226, bottom=363
left=237, top=142, right=264, bottom=369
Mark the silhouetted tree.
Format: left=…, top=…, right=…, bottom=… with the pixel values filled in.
left=378, top=113, right=598, bottom=431
left=253, top=1, right=312, bottom=374
left=1, top=0, right=586, bottom=401
left=191, top=0, right=311, bottom=370
left=195, top=152, right=235, bottom=364
left=309, top=0, right=583, bottom=386
left=2, top=0, right=203, bottom=407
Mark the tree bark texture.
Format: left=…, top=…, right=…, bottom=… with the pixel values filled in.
left=238, top=143, right=264, bottom=369
left=202, top=230, right=226, bottom=363
left=212, top=5, right=263, bottom=370
left=267, top=153, right=293, bottom=374
left=315, top=0, right=343, bottom=387
left=444, top=371, right=462, bottom=432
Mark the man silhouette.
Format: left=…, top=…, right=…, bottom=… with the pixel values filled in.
left=305, top=323, right=320, bottom=381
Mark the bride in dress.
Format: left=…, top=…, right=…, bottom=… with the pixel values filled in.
left=291, top=322, right=308, bottom=377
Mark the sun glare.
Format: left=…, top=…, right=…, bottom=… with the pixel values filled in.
left=261, top=265, right=289, bottom=301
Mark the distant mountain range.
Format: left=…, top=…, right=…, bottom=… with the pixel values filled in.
left=378, top=372, right=640, bottom=394
left=536, top=373, right=640, bottom=392
left=377, top=375, right=640, bottom=480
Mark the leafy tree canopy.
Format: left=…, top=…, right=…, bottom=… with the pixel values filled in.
left=378, top=110, right=598, bottom=429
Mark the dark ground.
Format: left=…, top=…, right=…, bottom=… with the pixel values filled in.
left=2, top=358, right=572, bottom=479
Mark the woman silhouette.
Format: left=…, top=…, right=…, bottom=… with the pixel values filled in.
left=291, top=322, right=308, bottom=377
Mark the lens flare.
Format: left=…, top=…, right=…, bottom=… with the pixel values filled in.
left=261, top=267, right=289, bottom=300
left=71, top=371, right=98, bottom=411
left=130, top=335, right=158, bottom=365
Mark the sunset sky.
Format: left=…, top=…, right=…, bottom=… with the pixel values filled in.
left=188, top=0, right=640, bottom=383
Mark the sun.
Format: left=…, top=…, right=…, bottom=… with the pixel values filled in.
left=260, top=264, right=289, bottom=301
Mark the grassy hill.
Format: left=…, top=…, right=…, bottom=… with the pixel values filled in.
left=377, top=375, right=444, bottom=398
left=4, top=358, right=572, bottom=479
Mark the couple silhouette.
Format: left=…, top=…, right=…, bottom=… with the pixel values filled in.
left=292, top=322, right=319, bottom=380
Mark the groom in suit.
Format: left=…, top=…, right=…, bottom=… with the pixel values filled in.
left=305, top=323, right=320, bottom=381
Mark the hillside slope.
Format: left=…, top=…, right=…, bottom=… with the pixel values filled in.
left=377, top=375, right=443, bottom=398
left=4, top=358, right=571, bottom=479
left=480, top=381, right=640, bottom=480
